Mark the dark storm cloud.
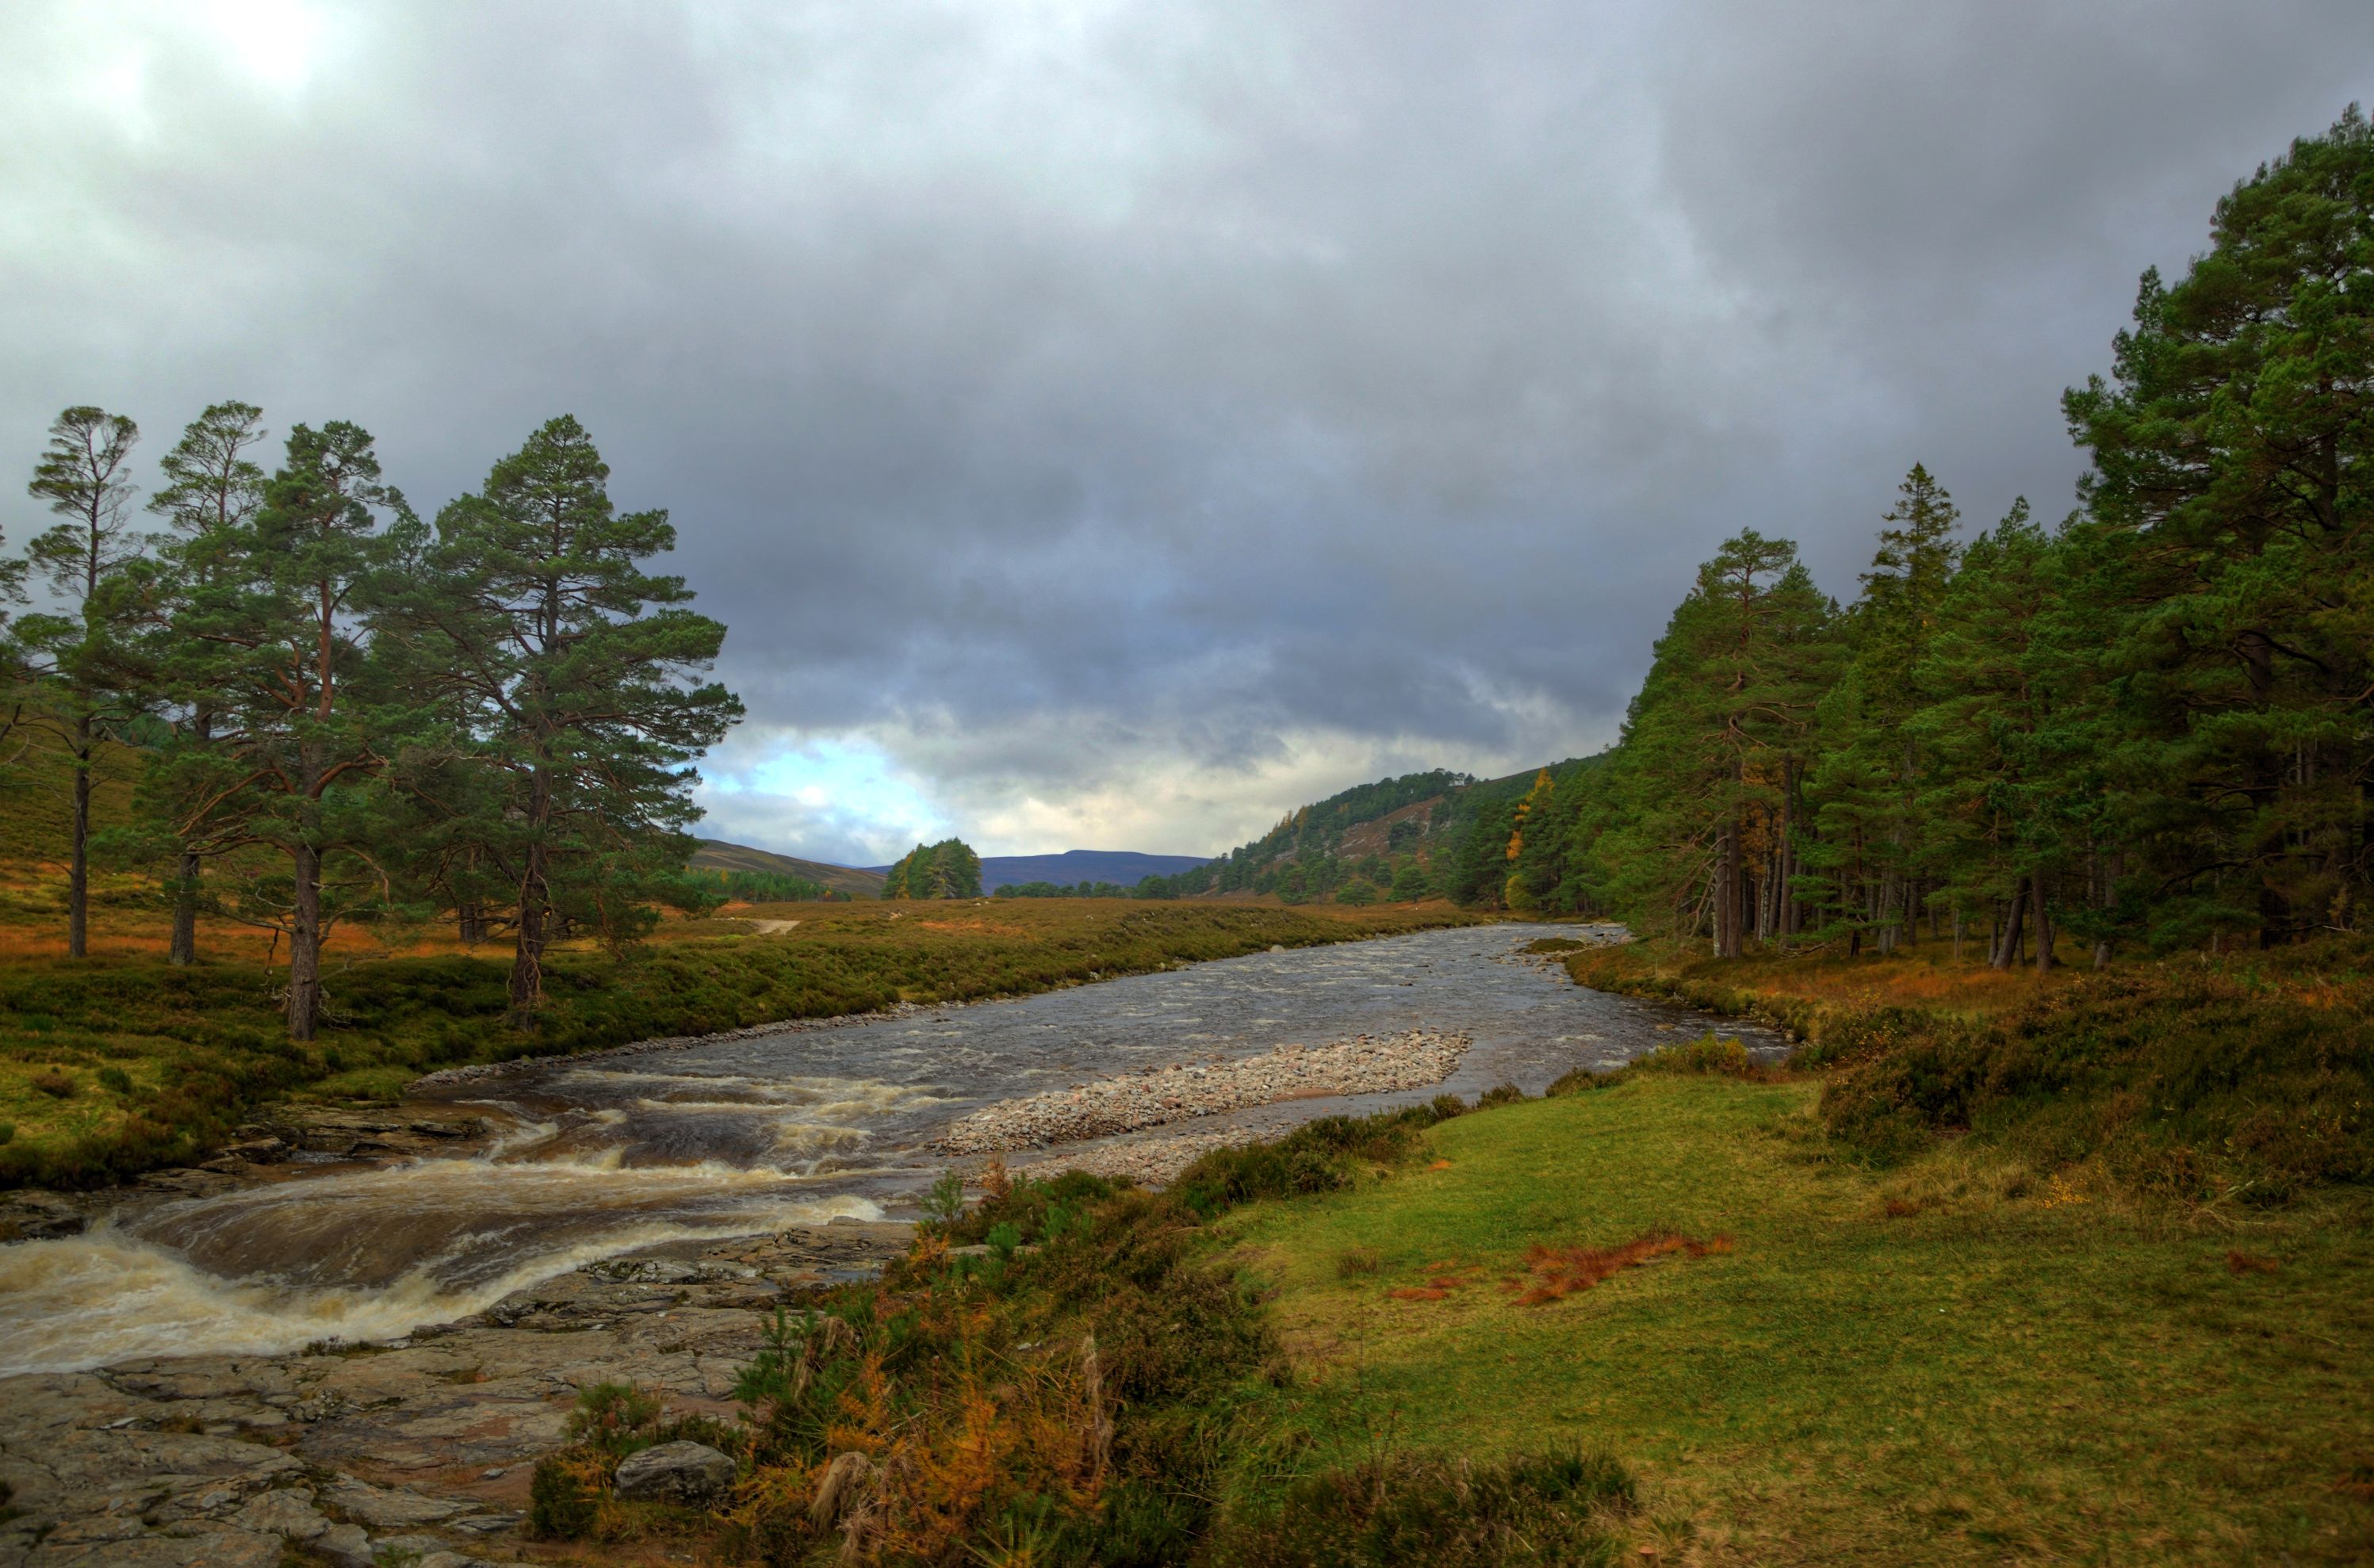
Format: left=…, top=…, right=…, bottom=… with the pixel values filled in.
left=6, top=0, right=2371, bottom=858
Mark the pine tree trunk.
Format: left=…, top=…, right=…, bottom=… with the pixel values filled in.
left=1715, top=819, right=1742, bottom=959
left=289, top=841, right=323, bottom=1041
left=67, top=715, right=92, bottom=959
left=2032, top=870, right=2054, bottom=973
left=1991, top=886, right=2026, bottom=971
left=509, top=767, right=551, bottom=1020
left=169, top=851, right=201, bottom=966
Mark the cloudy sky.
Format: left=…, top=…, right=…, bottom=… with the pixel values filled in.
left=6, top=2, right=2370, bottom=864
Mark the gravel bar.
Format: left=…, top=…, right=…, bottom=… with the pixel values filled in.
left=932, top=1029, right=1471, bottom=1154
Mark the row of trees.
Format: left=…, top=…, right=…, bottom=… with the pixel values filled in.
left=1535, top=110, right=2374, bottom=962
left=2, top=407, right=740, bottom=1034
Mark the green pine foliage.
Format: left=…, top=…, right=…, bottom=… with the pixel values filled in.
left=8, top=410, right=745, bottom=1041
left=882, top=838, right=984, bottom=899
left=1534, top=108, right=2374, bottom=960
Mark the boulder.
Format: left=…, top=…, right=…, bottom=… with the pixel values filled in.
left=611, top=1440, right=737, bottom=1503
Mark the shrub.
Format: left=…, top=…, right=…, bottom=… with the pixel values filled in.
left=29, top=1071, right=74, bottom=1099
left=1473, top=1082, right=1526, bottom=1109
left=1211, top=1444, right=1635, bottom=1566
left=1544, top=1065, right=1623, bottom=1096
left=527, top=1451, right=607, bottom=1540
left=1634, top=1032, right=1761, bottom=1079
left=97, top=1065, right=132, bottom=1095
left=918, top=1168, right=967, bottom=1233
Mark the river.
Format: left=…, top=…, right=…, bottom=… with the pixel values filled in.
left=0, top=924, right=1779, bottom=1375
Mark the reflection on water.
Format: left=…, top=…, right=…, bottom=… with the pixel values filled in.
left=0, top=924, right=1780, bottom=1374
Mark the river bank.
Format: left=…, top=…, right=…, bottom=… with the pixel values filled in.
left=0, top=923, right=1754, bottom=1566
left=0, top=901, right=1491, bottom=1191
left=0, top=1219, right=913, bottom=1568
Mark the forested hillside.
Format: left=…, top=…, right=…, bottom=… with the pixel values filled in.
left=1133, top=762, right=1599, bottom=905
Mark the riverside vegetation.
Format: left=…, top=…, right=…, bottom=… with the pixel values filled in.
left=0, top=896, right=1478, bottom=1189
left=508, top=932, right=2371, bottom=1565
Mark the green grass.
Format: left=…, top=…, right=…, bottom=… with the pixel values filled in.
left=1215, top=1076, right=2374, bottom=1565
left=0, top=899, right=1486, bottom=1188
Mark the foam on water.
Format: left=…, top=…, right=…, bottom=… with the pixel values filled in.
left=0, top=1190, right=879, bottom=1376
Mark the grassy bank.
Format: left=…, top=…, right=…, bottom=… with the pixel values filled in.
left=0, top=899, right=1485, bottom=1188
left=1563, top=938, right=2374, bottom=1205
left=1221, top=1072, right=2374, bottom=1565
left=523, top=1057, right=2372, bottom=1565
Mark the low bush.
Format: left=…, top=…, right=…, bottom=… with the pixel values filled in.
left=1633, top=1032, right=1765, bottom=1080
left=1208, top=1444, right=1636, bottom=1566
left=527, top=1381, right=738, bottom=1541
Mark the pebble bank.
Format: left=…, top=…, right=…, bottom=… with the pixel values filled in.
left=932, top=1029, right=1471, bottom=1155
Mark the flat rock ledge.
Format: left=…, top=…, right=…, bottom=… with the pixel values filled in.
left=0, top=1220, right=911, bottom=1568
left=932, top=1030, right=1472, bottom=1156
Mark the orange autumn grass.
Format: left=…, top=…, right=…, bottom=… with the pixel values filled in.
left=0, top=859, right=761, bottom=963
left=1509, top=1230, right=1733, bottom=1306
left=1384, top=1231, right=1733, bottom=1306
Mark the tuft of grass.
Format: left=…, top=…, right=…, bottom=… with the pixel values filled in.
left=1336, top=1247, right=1381, bottom=1279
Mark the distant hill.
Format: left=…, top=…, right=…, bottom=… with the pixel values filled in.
left=867, top=849, right=1212, bottom=893
left=690, top=839, right=886, bottom=899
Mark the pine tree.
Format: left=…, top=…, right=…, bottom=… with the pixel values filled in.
left=2065, top=107, right=2374, bottom=945
left=153, top=422, right=412, bottom=1038
left=1803, top=465, right=1962, bottom=953
left=385, top=416, right=741, bottom=1018
left=1608, top=531, right=1836, bottom=955
left=141, top=401, right=270, bottom=965
left=17, top=407, right=148, bottom=958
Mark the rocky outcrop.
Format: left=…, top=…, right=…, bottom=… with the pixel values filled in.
left=0, top=1220, right=910, bottom=1567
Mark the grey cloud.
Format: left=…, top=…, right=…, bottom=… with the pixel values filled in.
left=6, top=0, right=2369, bottom=855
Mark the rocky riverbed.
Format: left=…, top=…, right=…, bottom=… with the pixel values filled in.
left=0, top=1220, right=911, bottom=1568
left=931, top=1029, right=1472, bottom=1155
